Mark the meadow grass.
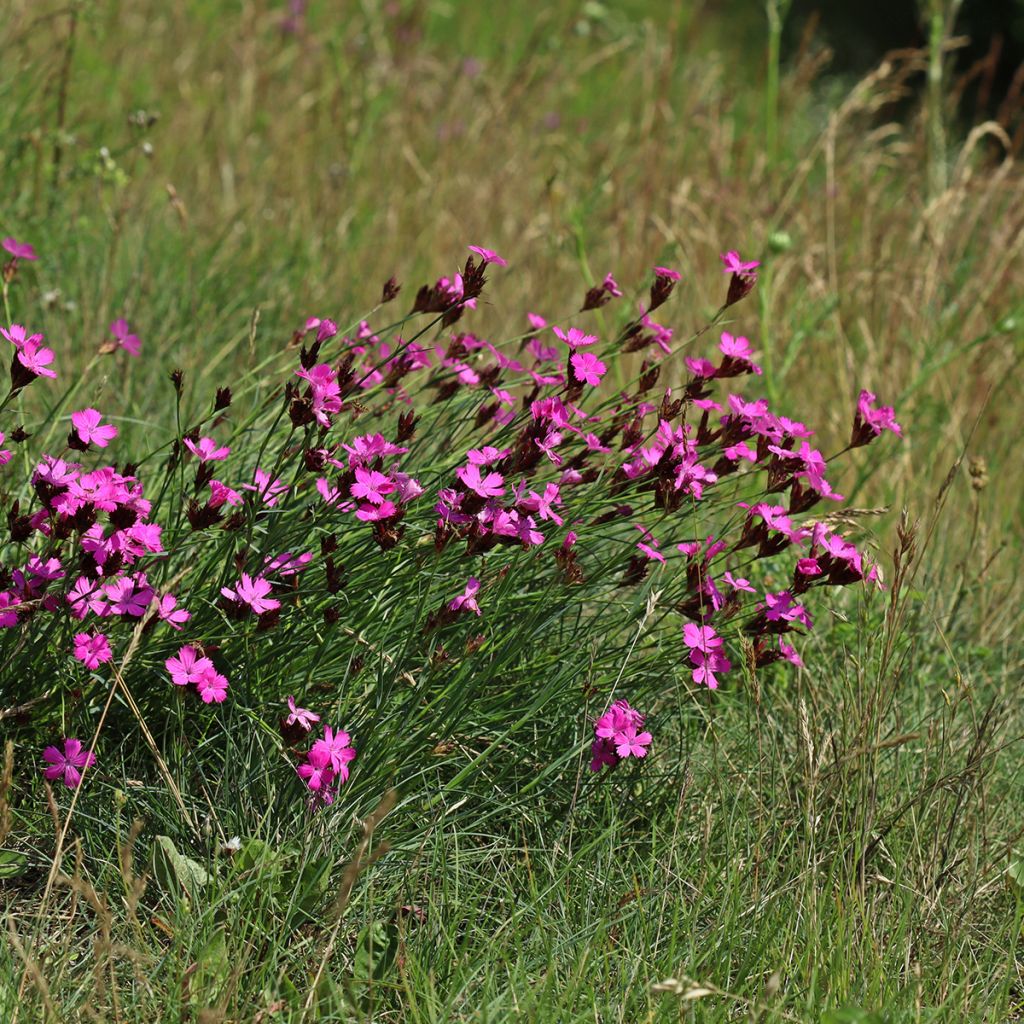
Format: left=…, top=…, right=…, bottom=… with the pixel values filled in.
left=1, top=1, right=1022, bottom=1021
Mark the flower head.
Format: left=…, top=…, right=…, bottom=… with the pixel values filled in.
left=72, top=632, right=112, bottom=670
left=109, top=318, right=141, bottom=357
left=42, top=738, right=96, bottom=789
left=3, top=237, right=37, bottom=261
left=468, top=245, right=507, bottom=267
left=71, top=409, right=118, bottom=448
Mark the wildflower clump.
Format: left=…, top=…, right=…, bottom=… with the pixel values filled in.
left=0, top=235, right=902, bottom=808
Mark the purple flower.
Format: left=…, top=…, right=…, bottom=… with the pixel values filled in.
left=72, top=632, right=112, bottom=670
left=468, top=245, right=508, bottom=267
left=448, top=577, right=481, bottom=616
left=71, top=409, right=118, bottom=448
left=220, top=573, right=281, bottom=616
left=3, top=237, right=37, bottom=261
left=109, top=318, right=141, bottom=357
left=285, top=696, right=320, bottom=731
left=42, top=738, right=96, bottom=789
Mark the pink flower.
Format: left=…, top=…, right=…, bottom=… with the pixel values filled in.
left=570, top=351, right=606, bottom=387
left=0, top=431, right=11, bottom=467
left=297, top=745, right=335, bottom=791
left=682, top=623, right=731, bottom=689
left=602, top=272, right=622, bottom=297
left=527, top=313, right=547, bottom=331
left=717, top=332, right=762, bottom=377
left=196, top=670, right=229, bottom=703
left=590, top=699, right=651, bottom=771
left=653, top=266, right=681, bottom=281
left=72, top=632, right=112, bottom=670
left=456, top=463, right=505, bottom=498
left=3, top=237, right=37, bottom=261
left=310, top=725, right=356, bottom=779
left=208, top=479, right=243, bottom=508
left=851, top=390, right=902, bottom=446
left=183, top=436, right=230, bottom=462
left=449, top=577, right=481, bottom=616
left=220, top=573, right=281, bottom=615
left=552, top=326, right=597, bottom=349
left=165, top=645, right=215, bottom=686
left=17, top=338, right=57, bottom=379
left=720, top=250, right=760, bottom=274
left=285, top=696, right=320, bottom=731
left=109, top=318, right=141, bottom=357
left=723, top=571, right=755, bottom=593
left=350, top=467, right=395, bottom=505
left=42, top=738, right=96, bottom=789
left=242, top=468, right=288, bottom=506
left=468, top=245, right=508, bottom=267
left=155, top=593, right=191, bottom=630
left=71, top=409, right=118, bottom=448
left=2, top=323, right=42, bottom=349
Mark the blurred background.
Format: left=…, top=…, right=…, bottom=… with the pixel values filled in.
left=1, top=0, right=1022, bottom=634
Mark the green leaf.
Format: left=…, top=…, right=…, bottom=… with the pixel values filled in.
left=152, top=835, right=210, bottom=904
left=1008, top=856, right=1024, bottom=894
left=0, top=849, right=30, bottom=879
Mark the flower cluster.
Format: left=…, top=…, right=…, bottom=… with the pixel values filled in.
left=590, top=699, right=651, bottom=772
left=4, top=233, right=902, bottom=805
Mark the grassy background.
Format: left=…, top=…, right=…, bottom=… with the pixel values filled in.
left=1, top=1, right=1022, bottom=1021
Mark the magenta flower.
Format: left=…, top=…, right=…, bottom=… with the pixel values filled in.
left=71, top=409, right=118, bottom=448
left=449, top=577, right=481, bottom=616
left=851, top=390, right=902, bottom=447
left=183, top=436, right=230, bottom=462
left=3, top=237, right=37, bottom=261
left=468, top=245, right=508, bottom=267
left=350, top=467, right=395, bottom=505
left=220, top=573, right=281, bottom=615
left=310, top=725, right=357, bottom=779
left=653, top=266, right=681, bottom=281
left=682, top=623, right=731, bottom=689
left=72, top=632, right=112, bottom=670
left=285, top=696, right=320, bottom=731
left=527, top=313, right=547, bottom=331
left=109, top=318, right=141, bottom=357
left=552, top=326, right=597, bottom=349
left=195, top=670, right=229, bottom=704
left=602, top=272, right=622, bottom=297
left=297, top=745, right=335, bottom=791
left=2, top=324, right=42, bottom=349
left=16, top=338, right=57, bottom=379
left=155, top=593, right=191, bottom=630
left=42, top=738, right=96, bottom=789
left=456, top=463, right=505, bottom=498
left=0, top=431, right=11, bottom=467
left=570, top=351, right=607, bottom=387
left=242, top=468, right=289, bottom=506
left=721, top=250, right=760, bottom=275
left=209, top=479, right=243, bottom=508
left=590, top=699, right=651, bottom=772
left=165, top=645, right=215, bottom=686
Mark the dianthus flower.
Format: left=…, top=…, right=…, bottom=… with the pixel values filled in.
left=71, top=409, right=118, bottom=448
left=448, top=577, right=481, bottom=616
left=42, top=738, right=96, bottom=789
left=183, top=436, right=230, bottom=462
left=220, top=573, right=281, bottom=615
left=72, top=632, right=112, bottom=670
left=570, top=351, right=607, bottom=387
left=590, top=699, right=651, bottom=772
left=468, top=244, right=508, bottom=267
left=3, top=237, right=37, bottom=261
left=285, top=696, right=320, bottom=731
left=109, top=318, right=141, bottom=356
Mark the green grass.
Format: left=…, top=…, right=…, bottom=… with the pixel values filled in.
left=1, top=1, right=1022, bottom=1021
